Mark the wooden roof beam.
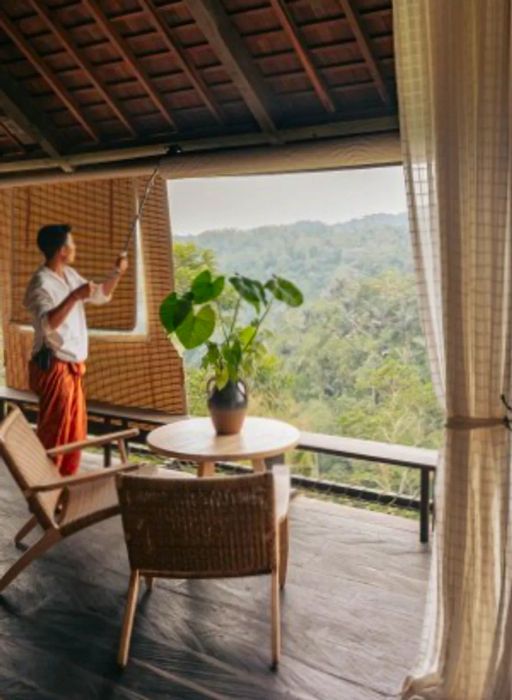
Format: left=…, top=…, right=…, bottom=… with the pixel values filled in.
left=336, top=0, right=392, bottom=107
left=139, top=0, right=224, bottom=125
left=0, top=70, right=72, bottom=172
left=28, top=0, right=137, bottom=138
left=0, top=7, right=100, bottom=143
left=0, top=119, right=25, bottom=154
left=82, top=0, right=177, bottom=130
left=268, top=0, right=336, bottom=113
left=184, top=0, right=278, bottom=137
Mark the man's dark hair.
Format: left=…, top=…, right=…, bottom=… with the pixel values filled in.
left=37, top=224, right=71, bottom=260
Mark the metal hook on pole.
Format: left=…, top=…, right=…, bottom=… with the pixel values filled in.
left=119, top=145, right=179, bottom=256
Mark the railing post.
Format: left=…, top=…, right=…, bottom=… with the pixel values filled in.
left=122, top=418, right=130, bottom=459
left=420, top=468, right=430, bottom=544
left=104, top=417, right=112, bottom=467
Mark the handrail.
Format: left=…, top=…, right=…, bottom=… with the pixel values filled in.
left=0, top=388, right=437, bottom=544
left=297, top=431, right=437, bottom=544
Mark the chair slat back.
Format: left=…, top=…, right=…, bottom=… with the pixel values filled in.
left=0, top=408, right=60, bottom=528
left=117, top=472, right=276, bottom=578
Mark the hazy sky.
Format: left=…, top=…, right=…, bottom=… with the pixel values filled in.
left=168, top=165, right=406, bottom=236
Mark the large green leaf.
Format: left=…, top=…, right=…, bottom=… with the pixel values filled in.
left=238, top=325, right=257, bottom=347
left=215, top=365, right=230, bottom=390
left=159, top=292, right=192, bottom=333
left=229, top=275, right=266, bottom=311
left=217, top=339, right=242, bottom=382
left=222, top=339, right=242, bottom=366
left=211, top=275, right=225, bottom=299
left=265, top=277, right=303, bottom=307
left=191, top=270, right=225, bottom=303
left=176, top=305, right=216, bottom=349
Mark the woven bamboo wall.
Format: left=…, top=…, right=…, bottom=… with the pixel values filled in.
left=0, top=176, right=186, bottom=414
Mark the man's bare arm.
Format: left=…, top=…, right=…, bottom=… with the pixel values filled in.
left=46, top=282, right=91, bottom=330
left=100, top=254, right=128, bottom=299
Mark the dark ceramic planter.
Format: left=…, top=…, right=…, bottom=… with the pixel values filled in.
left=207, top=379, right=248, bottom=435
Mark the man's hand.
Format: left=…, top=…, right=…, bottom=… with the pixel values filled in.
left=72, top=282, right=92, bottom=301
left=100, top=255, right=128, bottom=301
left=115, top=253, right=129, bottom=275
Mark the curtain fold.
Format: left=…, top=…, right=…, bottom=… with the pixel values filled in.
left=394, top=1, right=512, bottom=698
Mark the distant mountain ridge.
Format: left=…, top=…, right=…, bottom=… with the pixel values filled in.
left=176, top=212, right=410, bottom=298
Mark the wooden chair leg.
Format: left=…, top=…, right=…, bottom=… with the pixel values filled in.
left=0, top=529, right=60, bottom=592
left=118, top=571, right=140, bottom=668
left=144, top=576, right=154, bottom=591
left=278, top=517, right=289, bottom=590
left=251, top=458, right=267, bottom=473
left=118, top=438, right=129, bottom=464
left=14, top=515, right=38, bottom=547
left=270, top=569, right=280, bottom=671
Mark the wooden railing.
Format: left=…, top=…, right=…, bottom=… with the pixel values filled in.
left=0, top=386, right=438, bottom=543
left=297, top=432, right=437, bottom=543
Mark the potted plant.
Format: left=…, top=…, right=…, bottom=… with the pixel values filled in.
left=160, top=270, right=303, bottom=435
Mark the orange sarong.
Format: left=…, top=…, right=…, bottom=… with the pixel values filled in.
left=29, top=359, right=87, bottom=476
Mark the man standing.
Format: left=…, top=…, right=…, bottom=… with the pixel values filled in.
left=24, top=224, right=128, bottom=476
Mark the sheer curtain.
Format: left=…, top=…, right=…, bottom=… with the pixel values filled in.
left=394, top=1, right=512, bottom=698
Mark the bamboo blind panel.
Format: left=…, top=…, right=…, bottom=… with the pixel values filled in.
left=0, top=176, right=186, bottom=414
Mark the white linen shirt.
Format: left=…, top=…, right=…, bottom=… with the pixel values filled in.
left=24, top=265, right=111, bottom=363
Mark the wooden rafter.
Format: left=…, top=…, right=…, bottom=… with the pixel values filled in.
left=139, top=0, right=224, bottom=124
left=0, top=119, right=25, bottom=153
left=336, top=0, right=392, bottom=106
left=0, top=69, right=72, bottom=172
left=0, top=7, right=100, bottom=143
left=28, top=0, right=137, bottom=138
left=184, top=0, right=278, bottom=136
left=82, top=0, right=177, bottom=130
left=268, top=0, right=336, bottom=113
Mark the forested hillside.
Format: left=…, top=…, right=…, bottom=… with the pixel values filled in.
left=175, top=213, right=442, bottom=498
left=178, top=213, right=410, bottom=299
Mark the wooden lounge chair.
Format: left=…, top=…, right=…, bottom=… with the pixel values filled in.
left=116, top=467, right=291, bottom=669
left=0, top=406, right=142, bottom=593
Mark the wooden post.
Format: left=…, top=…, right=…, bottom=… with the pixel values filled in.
left=121, top=419, right=130, bottom=459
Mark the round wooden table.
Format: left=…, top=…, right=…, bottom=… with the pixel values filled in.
left=147, top=416, right=300, bottom=477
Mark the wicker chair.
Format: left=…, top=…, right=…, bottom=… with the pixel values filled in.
left=116, top=467, right=291, bottom=669
left=0, top=406, right=143, bottom=592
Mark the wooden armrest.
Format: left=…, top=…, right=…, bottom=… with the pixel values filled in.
left=46, top=428, right=139, bottom=457
left=28, top=462, right=143, bottom=494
